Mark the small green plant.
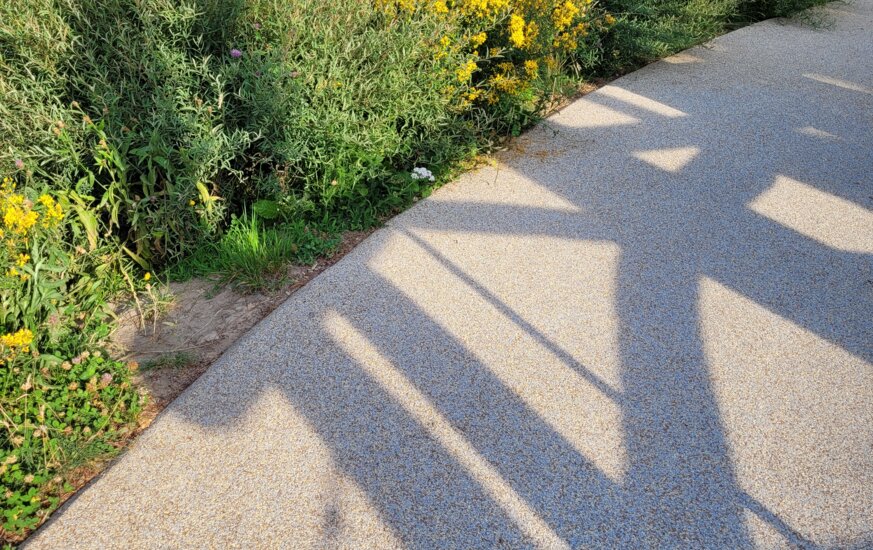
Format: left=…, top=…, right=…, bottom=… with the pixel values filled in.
left=0, top=351, right=143, bottom=539
left=170, top=213, right=340, bottom=291
left=140, top=351, right=196, bottom=371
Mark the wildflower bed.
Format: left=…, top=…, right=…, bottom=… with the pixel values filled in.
left=0, top=0, right=827, bottom=542
left=1, top=178, right=142, bottom=539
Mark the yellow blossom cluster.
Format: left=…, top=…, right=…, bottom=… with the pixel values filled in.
left=377, top=0, right=613, bottom=109
left=552, top=0, right=579, bottom=30
left=0, top=328, right=33, bottom=365
left=470, top=32, right=488, bottom=47
left=508, top=14, right=526, bottom=47
left=524, top=59, right=539, bottom=77
left=2, top=179, right=64, bottom=244
left=457, top=0, right=511, bottom=18
left=433, top=0, right=450, bottom=13
left=38, top=194, right=64, bottom=226
left=2, top=179, right=38, bottom=237
left=1, top=179, right=64, bottom=240
left=456, top=58, right=478, bottom=82
left=1, top=177, right=65, bottom=284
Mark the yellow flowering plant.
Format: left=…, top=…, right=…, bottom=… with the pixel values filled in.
left=376, top=0, right=612, bottom=134
left=1, top=177, right=71, bottom=359
left=0, top=174, right=144, bottom=538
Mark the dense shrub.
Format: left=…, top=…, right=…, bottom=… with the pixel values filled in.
left=592, top=0, right=830, bottom=75
left=591, top=0, right=740, bottom=73
left=2, top=0, right=614, bottom=267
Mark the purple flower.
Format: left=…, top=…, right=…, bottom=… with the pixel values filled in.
left=100, top=372, right=113, bottom=387
left=253, top=22, right=262, bottom=30
left=230, top=48, right=242, bottom=58
left=14, top=159, right=24, bottom=170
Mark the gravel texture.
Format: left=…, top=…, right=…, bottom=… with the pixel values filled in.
left=27, top=3, right=873, bottom=548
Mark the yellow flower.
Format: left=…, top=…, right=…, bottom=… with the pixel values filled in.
left=492, top=72, right=521, bottom=93
left=432, top=0, right=449, bottom=13
left=523, top=20, right=539, bottom=48
left=508, top=14, right=526, bottom=48
left=604, top=13, right=616, bottom=25
left=1, top=328, right=34, bottom=363
left=144, top=272, right=151, bottom=281
left=38, top=194, right=63, bottom=227
left=456, top=59, right=478, bottom=82
left=16, top=253, right=29, bottom=266
left=440, top=35, right=452, bottom=48
left=553, top=0, right=579, bottom=30
left=524, top=59, right=539, bottom=78
left=470, top=32, right=487, bottom=48
left=189, top=199, right=196, bottom=206
left=553, top=30, right=578, bottom=50
left=458, top=0, right=510, bottom=18
left=3, top=201, right=39, bottom=236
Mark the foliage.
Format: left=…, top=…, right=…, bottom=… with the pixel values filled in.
left=170, top=212, right=340, bottom=291
left=591, top=0, right=830, bottom=75
left=0, top=175, right=128, bottom=356
left=0, top=174, right=144, bottom=540
left=590, top=0, right=738, bottom=73
left=1, top=0, right=612, bottom=270
left=0, top=352, right=142, bottom=538
left=375, top=0, right=616, bottom=135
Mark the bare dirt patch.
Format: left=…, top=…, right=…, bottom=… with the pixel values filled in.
left=109, top=230, right=372, bottom=425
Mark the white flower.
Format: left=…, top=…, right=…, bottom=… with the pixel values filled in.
left=411, top=166, right=435, bottom=182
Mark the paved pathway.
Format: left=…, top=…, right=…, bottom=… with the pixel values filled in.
left=29, top=2, right=872, bottom=548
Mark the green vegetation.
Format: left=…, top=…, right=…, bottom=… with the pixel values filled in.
left=0, top=349, right=142, bottom=538
left=0, top=0, right=829, bottom=541
left=140, top=352, right=197, bottom=372
left=170, top=212, right=341, bottom=291
left=594, top=0, right=829, bottom=76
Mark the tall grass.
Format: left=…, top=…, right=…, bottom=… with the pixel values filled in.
left=171, top=212, right=340, bottom=291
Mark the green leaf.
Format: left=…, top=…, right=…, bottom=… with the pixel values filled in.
left=252, top=200, right=280, bottom=220
left=71, top=205, right=99, bottom=251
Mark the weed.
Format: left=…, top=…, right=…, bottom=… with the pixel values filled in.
left=170, top=213, right=340, bottom=292
left=140, top=352, right=196, bottom=371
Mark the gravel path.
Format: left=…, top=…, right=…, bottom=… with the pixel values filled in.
left=28, top=2, right=872, bottom=548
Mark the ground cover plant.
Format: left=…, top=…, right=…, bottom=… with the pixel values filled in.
left=0, top=0, right=829, bottom=542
